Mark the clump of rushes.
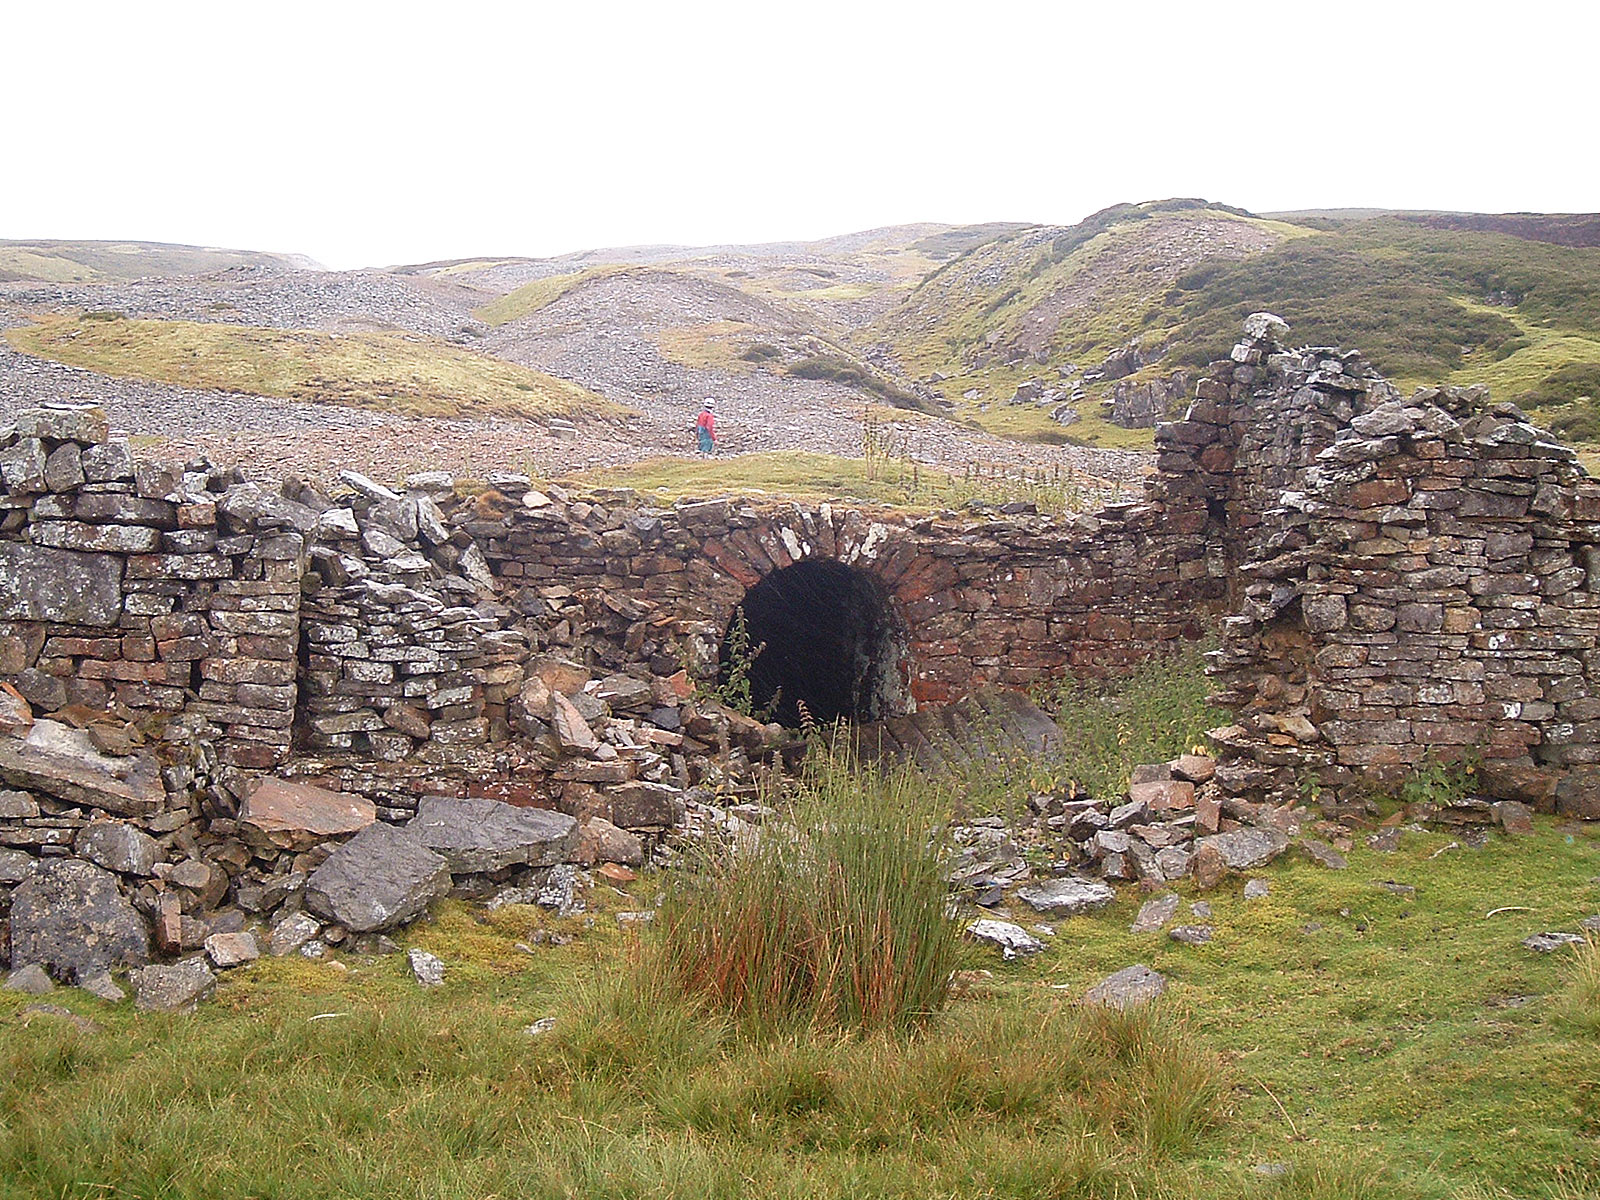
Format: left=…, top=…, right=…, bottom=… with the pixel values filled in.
left=1553, top=935, right=1600, bottom=1036
left=653, top=741, right=958, bottom=1032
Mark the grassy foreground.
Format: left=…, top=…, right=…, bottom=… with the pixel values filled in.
left=2, top=820, right=1596, bottom=1198
left=5, top=313, right=629, bottom=422
left=3, top=647, right=1598, bottom=1198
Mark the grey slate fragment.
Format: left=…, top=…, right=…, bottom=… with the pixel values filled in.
left=10, top=857, right=150, bottom=982
left=79, top=972, right=128, bottom=1003
left=1083, top=964, right=1167, bottom=1010
left=1130, top=893, right=1179, bottom=933
left=1194, top=828, right=1290, bottom=871
left=132, top=958, right=216, bottom=1012
left=1016, top=876, right=1115, bottom=917
left=408, top=795, right=578, bottom=873
left=305, top=822, right=450, bottom=933
left=1300, top=838, right=1348, bottom=870
left=268, top=911, right=322, bottom=956
left=5, top=963, right=55, bottom=995
left=0, top=846, right=37, bottom=885
left=75, top=821, right=160, bottom=876
left=1523, top=932, right=1585, bottom=953
left=204, top=932, right=261, bottom=968
left=966, top=918, right=1046, bottom=959
left=407, top=948, right=445, bottom=988
left=1169, top=925, right=1214, bottom=945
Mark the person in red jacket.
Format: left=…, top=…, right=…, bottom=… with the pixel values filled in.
left=695, top=399, right=717, bottom=454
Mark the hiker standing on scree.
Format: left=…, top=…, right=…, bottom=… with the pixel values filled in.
left=695, top=399, right=717, bottom=455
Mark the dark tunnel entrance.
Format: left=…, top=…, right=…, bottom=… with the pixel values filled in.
left=719, top=559, right=910, bottom=727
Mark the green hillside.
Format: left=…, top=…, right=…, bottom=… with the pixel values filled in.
left=876, top=205, right=1600, bottom=450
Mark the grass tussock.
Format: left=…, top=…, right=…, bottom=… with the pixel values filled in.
left=5, top=313, right=629, bottom=422
left=1552, top=935, right=1600, bottom=1036
left=651, top=745, right=958, bottom=1032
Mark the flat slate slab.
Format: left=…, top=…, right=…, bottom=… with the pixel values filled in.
left=1130, top=892, right=1180, bottom=934
left=240, top=778, right=376, bottom=848
left=305, top=822, right=450, bottom=933
left=966, top=918, right=1046, bottom=959
left=408, top=795, right=578, bottom=873
left=1016, top=876, right=1115, bottom=917
left=0, top=719, right=165, bottom=815
left=0, top=541, right=122, bottom=626
left=1195, top=828, right=1291, bottom=871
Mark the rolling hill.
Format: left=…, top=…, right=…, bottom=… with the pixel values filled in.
left=868, top=203, right=1600, bottom=447
left=0, top=239, right=317, bottom=284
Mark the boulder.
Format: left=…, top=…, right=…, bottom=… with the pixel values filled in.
left=1015, top=877, right=1115, bottom=917
left=305, top=823, right=450, bottom=933
left=10, top=857, right=150, bottom=982
left=1195, top=828, right=1290, bottom=871
left=0, top=719, right=165, bottom=815
left=408, top=796, right=578, bottom=873
left=239, top=778, right=376, bottom=849
left=204, top=932, right=261, bottom=969
left=550, top=693, right=601, bottom=755
left=605, top=780, right=683, bottom=831
left=75, top=821, right=160, bottom=876
left=1084, top=964, right=1167, bottom=1010
left=132, top=958, right=215, bottom=1012
left=268, top=911, right=322, bottom=957
left=1191, top=842, right=1227, bottom=890
left=573, top=816, right=644, bottom=867
left=1128, top=779, right=1194, bottom=813
left=16, top=404, right=110, bottom=444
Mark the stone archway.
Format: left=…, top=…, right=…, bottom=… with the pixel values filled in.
left=719, top=559, right=911, bottom=727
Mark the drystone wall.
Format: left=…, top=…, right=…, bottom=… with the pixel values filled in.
left=6, top=314, right=1600, bottom=996
left=465, top=487, right=1225, bottom=708
left=1204, top=374, right=1600, bottom=817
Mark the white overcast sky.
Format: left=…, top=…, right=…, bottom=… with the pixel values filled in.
left=7, top=0, right=1595, bottom=269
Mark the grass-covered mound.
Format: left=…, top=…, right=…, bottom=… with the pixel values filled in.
left=5, top=313, right=628, bottom=422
